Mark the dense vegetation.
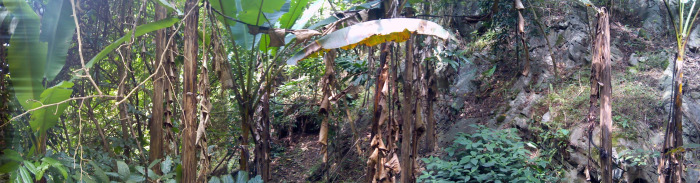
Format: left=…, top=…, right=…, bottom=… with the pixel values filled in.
left=1, top=0, right=700, bottom=182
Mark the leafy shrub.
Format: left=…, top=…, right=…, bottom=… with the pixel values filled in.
left=418, top=125, right=554, bottom=183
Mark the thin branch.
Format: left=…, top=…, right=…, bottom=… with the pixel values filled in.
left=7, top=95, right=117, bottom=122
left=70, top=0, right=103, bottom=95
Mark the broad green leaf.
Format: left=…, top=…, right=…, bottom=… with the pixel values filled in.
left=0, top=161, right=20, bottom=173
left=18, top=166, right=32, bottom=183
left=263, top=0, right=290, bottom=27
left=221, top=174, right=235, bottom=183
left=88, top=160, right=109, bottom=182
left=292, top=0, right=324, bottom=30
left=236, top=171, right=249, bottom=182
left=34, top=162, right=49, bottom=181
left=287, top=18, right=456, bottom=65
left=248, top=175, right=263, bottom=183
left=22, top=161, right=36, bottom=175
left=2, top=149, right=23, bottom=162
left=241, top=0, right=286, bottom=13
left=161, top=156, right=172, bottom=173
left=29, top=81, right=74, bottom=135
left=40, top=0, right=76, bottom=82
left=210, top=0, right=240, bottom=26
left=258, top=1, right=290, bottom=52
left=209, top=176, right=221, bottom=183
left=278, top=0, right=309, bottom=29
left=230, top=23, right=260, bottom=50
left=80, top=17, right=180, bottom=77
left=127, top=174, right=145, bottom=182
left=117, top=161, right=129, bottom=180
left=5, top=0, right=47, bottom=110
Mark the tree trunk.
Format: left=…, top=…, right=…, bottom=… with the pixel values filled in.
left=118, top=53, right=132, bottom=160
left=150, top=2, right=167, bottom=175
left=319, top=50, right=336, bottom=163
left=240, top=107, right=251, bottom=174
left=592, top=8, right=612, bottom=183
left=182, top=0, right=200, bottom=181
left=367, top=43, right=389, bottom=182
left=401, top=36, right=415, bottom=183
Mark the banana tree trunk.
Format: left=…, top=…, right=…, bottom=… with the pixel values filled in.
left=149, top=2, right=167, bottom=175
left=659, top=53, right=685, bottom=183
left=401, top=36, right=415, bottom=183
left=182, top=0, right=200, bottom=180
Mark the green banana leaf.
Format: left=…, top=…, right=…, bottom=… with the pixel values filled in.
left=287, top=18, right=456, bottom=65
left=5, top=0, right=47, bottom=110
left=258, top=0, right=290, bottom=52
left=230, top=23, right=259, bottom=50
left=292, top=0, right=324, bottom=30
left=29, top=81, right=74, bottom=135
left=278, top=0, right=310, bottom=29
left=79, top=17, right=180, bottom=76
left=40, top=0, right=77, bottom=82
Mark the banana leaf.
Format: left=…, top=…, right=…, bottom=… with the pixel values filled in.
left=78, top=17, right=180, bottom=77
left=5, top=0, right=47, bottom=110
left=29, top=81, right=74, bottom=135
left=41, top=0, right=77, bottom=82
left=287, top=18, right=456, bottom=65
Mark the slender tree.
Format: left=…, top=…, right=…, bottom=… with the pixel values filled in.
left=149, top=0, right=168, bottom=175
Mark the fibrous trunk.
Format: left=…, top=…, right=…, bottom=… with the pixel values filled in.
left=400, top=36, right=415, bottom=183
left=182, top=0, right=200, bottom=180
left=149, top=2, right=167, bottom=175
left=659, top=53, right=685, bottom=183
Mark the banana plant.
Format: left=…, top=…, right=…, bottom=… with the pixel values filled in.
left=658, top=0, right=700, bottom=182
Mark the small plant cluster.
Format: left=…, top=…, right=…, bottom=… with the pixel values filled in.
left=618, top=149, right=659, bottom=167
left=418, top=125, right=559, bottom=183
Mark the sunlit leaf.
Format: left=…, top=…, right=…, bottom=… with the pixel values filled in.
left=5, top=0, right=47, bottom=110
left=29, top=81, right=74, bottom=135
left=287, top=18, right=455, bottom=65
left=40, top=0, right=76, bottom=82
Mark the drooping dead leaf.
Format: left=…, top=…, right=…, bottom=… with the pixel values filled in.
left=292, top=29, right=322, bottom=44
left=266, top=28, right=287, bottom=47
left=368, top=148, right=379, bottom=165
left=384, top=154, right=401, bottom=174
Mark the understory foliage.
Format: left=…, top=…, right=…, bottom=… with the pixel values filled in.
left=419, top=125, right=560, bottom=183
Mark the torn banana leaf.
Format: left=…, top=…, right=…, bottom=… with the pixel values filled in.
left=286, top=18, right=456, bottom=65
